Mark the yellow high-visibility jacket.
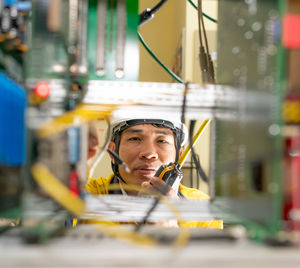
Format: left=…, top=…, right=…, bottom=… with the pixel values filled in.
left=86, top=174, right=223, bottom=229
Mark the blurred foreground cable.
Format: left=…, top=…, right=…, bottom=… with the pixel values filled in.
left=32, top=163, right=189, bottom=248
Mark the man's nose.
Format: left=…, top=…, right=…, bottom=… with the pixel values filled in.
left=139, top=141, right=158, bottom=160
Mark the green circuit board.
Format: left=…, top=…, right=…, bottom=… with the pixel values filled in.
left=25, top=0, right=139, bottom=81
left=213, top=0, right=287, bottom=241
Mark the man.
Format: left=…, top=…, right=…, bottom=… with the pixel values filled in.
left=86, top=117, right=222, bottom=228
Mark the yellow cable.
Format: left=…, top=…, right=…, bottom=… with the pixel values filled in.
left=32, top=163, right=155, bottom=247
left=31, top=163, right=189, bottom=247
left=32, top=163, right=85, bottom=216
left=36, top=104, right=116, bottom=138
left=178, top=119, right=211, bottom=167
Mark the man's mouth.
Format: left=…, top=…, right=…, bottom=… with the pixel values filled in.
left=134, top=166, right=157, bottom=176
left=137, top=168, right=156, bottom=175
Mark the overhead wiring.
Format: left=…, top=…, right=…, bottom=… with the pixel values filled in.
left=138, top=1, right=216, bottom=84
left=150, top=0, right=168, bottom=14
left=199, top=0, right=215, bottom=84
left=187, top=0, right=218, bottom=23
left=197, top=0, right=215, bottom=84
left=138, top=32, right=184, bottom=84
left=180, top=82, right=189, bottom=135
left=197, top=1, right=204, bottom=49
left=199, top=1, right=209, bottom=59
left=139, top=0, right=168, bottom=26
left=139, top=0, right=217, bottom=25
left=197, top=0, right=208, bottom=84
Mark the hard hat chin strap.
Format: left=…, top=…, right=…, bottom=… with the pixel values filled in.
left=110, top=135, right=128, bottom=184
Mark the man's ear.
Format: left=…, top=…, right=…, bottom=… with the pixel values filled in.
left=108, top=141, right=116, bottom=163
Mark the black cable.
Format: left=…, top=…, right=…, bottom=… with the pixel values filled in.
left=200, top=0, right=210, bottom=61
left=139, top=0, right=168, bottom=26
left=199, top=0, right=215, bottom=84
left=187, top=0, right=218, bottom=23
left=199, top=0, right=210, bottom=83
left=135, top=195, right=160, bottom=232
left=196, top=153, right=201, bottom=189
left=197, top=0, right=209, bottom=84
left=180, top=82, right=189, bottom=146
left=189, top=120, right=208, bottom=183
left=135, top=82, right=188, bottom=232
left=190, top=156, right=194, bottom=188
left=197, top=0, right=215, bottom=84
left=151, top=0, right=168, bottom=14
left=135, top=181, right=171, bottom=232
left=180, top=82, right=194, bottom=188
left=135, top=162, right=182, bottom=231
left=197, top=0, right=204, bottom=48
left=199, top=0, right=209, bottom=54
left=180, top=82, right=195, bottom=189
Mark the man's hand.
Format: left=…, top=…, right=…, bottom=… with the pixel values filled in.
left=140, top=177, right=179, bottom=199
left=139, top=177, right=179, bottom=228
left=88, top=123, right=99, bottom=159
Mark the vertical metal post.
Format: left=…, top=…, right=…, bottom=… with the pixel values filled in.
left=95, top=0, right=107, bottom=77
left=69, top=0, right=88, bottom=76
left=115, top=0, right=126, bottom=78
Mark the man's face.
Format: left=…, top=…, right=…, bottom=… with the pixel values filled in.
left=109, top=124, right=178, bottom=186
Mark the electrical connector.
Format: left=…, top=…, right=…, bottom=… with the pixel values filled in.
left=139, top=0, right=168, bottom=27
left=139, top=8, right=154, bottom=27
left=199, top=46, right=209, bottom=83
left=207, top=54, right=215, bottom=84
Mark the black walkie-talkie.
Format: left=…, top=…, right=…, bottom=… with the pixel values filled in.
left=135, top=162, right=183, bottom=231
left=154, top=162, right=183, bottom=190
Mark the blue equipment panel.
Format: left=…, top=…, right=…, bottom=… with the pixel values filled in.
left=0, top=71, right=26, bottom=165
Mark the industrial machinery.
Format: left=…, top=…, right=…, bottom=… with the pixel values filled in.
left=0, top=72, right=26, bottom=233
left=24, top=0, right=139, bottom=242
left=0, top=1, right=29, bottom=233
left=0, top=0, right=299, bottom=248
left=211, top=0, right=300, bottom=244
left=0, top=0, right=139, bottom=242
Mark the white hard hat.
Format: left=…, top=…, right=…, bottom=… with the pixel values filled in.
left=110, top=110, right=188, bottom=147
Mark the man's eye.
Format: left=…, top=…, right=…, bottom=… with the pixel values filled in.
left=158, top=139, right=168, bottom=143
left=128, top=137, right=140, bottom=141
